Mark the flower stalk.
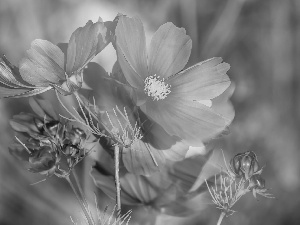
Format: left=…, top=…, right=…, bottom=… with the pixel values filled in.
left=217, top=212, right=226, bottom=225
left=66, top=172, right=95, bottom=225
left=114, top=145, right=121, bottom=223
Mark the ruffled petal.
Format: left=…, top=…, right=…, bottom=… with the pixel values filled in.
left=0, top=86, right=50, bottom=98
left=169, top=57, right=230, bottom=101
left=115, top=16, right=148, bottom=86
left=91, top=168, right=139, bottom=205
left=119, top=173, right=158, bottom=204
left=66, top=19, right=108, bottom=74
left=19, top=39, right=65, bottom=85
left=141, top=97, right=228, bottom=146
left=0, top=57, right=32, bottom=88
left=29, top=97, right=59, bottom=120
left=122, top=140, right=165, bottom=176
left=10, top=114, right=40, bottom=134
left=211, top=83, right=235, bottom=125
left=116, top=44, right=146, bottom=92
left=148, top=22, right=191, bottom=79
left=144, top=119, right=189, bottom=161
left=9, top=143, right=30, bottom=162
left=168, top=153, right=212, bottom=194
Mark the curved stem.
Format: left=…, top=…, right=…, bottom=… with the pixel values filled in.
left=114, top=145, right=121, bottom=224
left=217, top=212, right=226, bottom=225
left=65, top=175, right=95, bottom=225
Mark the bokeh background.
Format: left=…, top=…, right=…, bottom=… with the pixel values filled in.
left=1, top=0, right=300, bottom=224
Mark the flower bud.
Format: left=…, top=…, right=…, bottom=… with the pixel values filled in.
left=230, top=151, right=260, bottom=179
left=240, top=151, right=259, bottom=180
left=230, top=152, right=245, bottom=177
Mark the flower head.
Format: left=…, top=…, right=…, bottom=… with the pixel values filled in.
left=206, top=150, right=274, bottom=218
left=115, top=16, right=234, bottom=146
left=0, top=17, right=114, bottom=98
left=230, top=151, right=260, bottom=180
left=9, top=97, right=92, bottom=177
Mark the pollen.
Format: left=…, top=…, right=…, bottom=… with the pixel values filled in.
left=144, top=75, right=171, bottom=101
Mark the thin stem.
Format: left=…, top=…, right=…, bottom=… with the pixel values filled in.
left=72, top=170, right=89, bottom=212
left=65, top=176, right=95, bottom=225
left=217, top=212, right=226, bottom=225
left=114, top=145, right=121, bottom=223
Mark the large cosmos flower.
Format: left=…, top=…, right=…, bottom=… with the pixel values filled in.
left=115, top=16, right=233, bottom=146
left=0, top=18, right=112, bottom=98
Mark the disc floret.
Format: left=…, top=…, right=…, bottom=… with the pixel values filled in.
left=144, top=74, right=171, bottom=101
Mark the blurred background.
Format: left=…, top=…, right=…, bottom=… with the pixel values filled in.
left=1, top=0, right=300, bottom=224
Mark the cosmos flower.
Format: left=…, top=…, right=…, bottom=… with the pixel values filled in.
left=115, top=16, right=233, bottom=146
left=0, top=17, right=113, bottom=98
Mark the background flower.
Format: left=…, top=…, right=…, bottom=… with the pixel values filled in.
left=0, top=18, right=113, bottom=98
left=91, top=147, right=221, bottom=223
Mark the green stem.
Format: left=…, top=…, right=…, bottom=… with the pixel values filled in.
left=114, top=145, right=121, bottom=223
left=217, top=212, right=226, bottom=225
left=65, top=175, right=95, bottom=225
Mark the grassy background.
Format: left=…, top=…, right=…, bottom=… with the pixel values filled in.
left=1, top=0, right=300, bottom=224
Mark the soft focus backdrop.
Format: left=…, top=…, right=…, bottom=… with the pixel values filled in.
left=1, top=0, right=300, bottom=224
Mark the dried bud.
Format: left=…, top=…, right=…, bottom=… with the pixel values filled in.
left=28, top=146, right=58, bottom=176
left=230, top=151, right=260, bottom=179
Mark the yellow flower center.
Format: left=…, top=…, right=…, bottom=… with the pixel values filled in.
left=144, top=75, right=171, bottom=101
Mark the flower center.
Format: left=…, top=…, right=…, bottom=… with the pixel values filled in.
left=144, top=75, right=171, bottom=101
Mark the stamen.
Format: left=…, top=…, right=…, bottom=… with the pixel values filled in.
left=144, top=75, right=171, bottom=101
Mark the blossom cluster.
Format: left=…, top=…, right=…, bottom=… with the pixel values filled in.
left=0, top=13, right=239, bottom=223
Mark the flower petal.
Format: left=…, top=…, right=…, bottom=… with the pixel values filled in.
left=0, top=86, right=50, bottom=98
left=19, top=39, right=65, bottom=85
left=148, top=22, right=192, bottom=79
left=144, top=118, right=189, bottom=161
left=66, top=19, right=108, bottom=74
left=122, top=140, right=165, bottom=176
left=9, top=143, right=30, bottom=162
left=120, top=173, right=158, bottom=204
left=115, top=16, right=148, bottom=86
left=29, top=97, right=59, bottom=121
left=168, top=153, right=212, bottom=194
left=141, top=97, right=228, bottom=146
left=169, top=57, right=230, bottom=101
left=116, top=44, right=146, bottom=92
left=91, top=165, right=145, bottom=205
left=0, top=57, right=32, bottom=88
left=10, top=115, right=39, bottom=134
left=211, top=82, right=235, bottom=125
